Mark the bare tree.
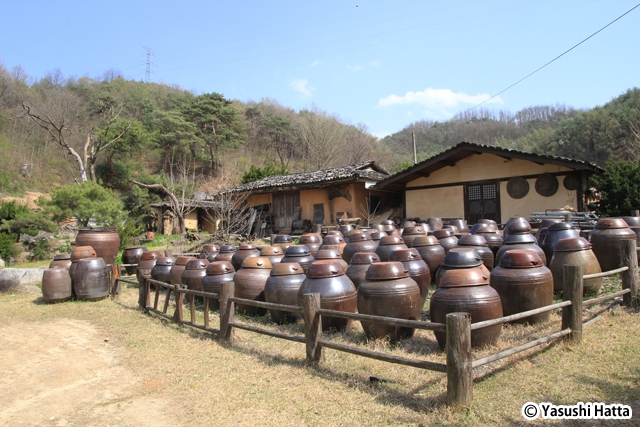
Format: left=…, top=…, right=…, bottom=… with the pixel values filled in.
left=201, top=189, right=255, bottom=241
left=357, top=195, right=381, bottom=227
left=625, top=115, right=640, bottom=162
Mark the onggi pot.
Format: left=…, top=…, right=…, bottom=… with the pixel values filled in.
left=264, top=262, right=306, bottom=324
left=214, top=244, right=237, bottom=263
left=342, top=232, right=377, bottom=264
left=181, top=258, right=209, bottom=292
left=49, top=253, right=72, bottom=271
left=456, top=234, right=494, bottom=271
left=549, top=237, right=602, bottom=294
left=401, top=226, right=428, bottom=248
left=299, top=233, right=322, bottom=256
left=74, top=257, right=110, bottom=300
left=412, top=235, right=445, bottom=279
left=234, top=256, right=273, bottom=316
left=346, top=252, right=380, bottom=289
left=151, top=257, right=175, bottom=284
left=170, top=256, right=193, bottom=286
left=202, top=261, right=235, bottom=310
left=260, top=245, right=285, bottom=265
left=231, top=244, right=260, bottom=271
left=42, top=267, right=72, bottom=303
left=314, top=249, right=348, bottom=272
left=432, top=229, right=458, bottom=254
left=75, top=227, right=120, bottom=265
left=540, top=222, right=580, bottom=266
left=389, top=248, right=431, bottom=306
left=590, top=218, right=637, bottom=272
left=280, top=245, right=315, bottom=274
left=495, top=233, right=547, bottom=267
left=375, top=235, right=407, bottom=261
left=122, top=246, right=148, bottom=275
left=319, top=234, right=346, bottom=255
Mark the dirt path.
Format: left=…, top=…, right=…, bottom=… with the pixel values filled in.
left=0, top=319, right=179, bottom=427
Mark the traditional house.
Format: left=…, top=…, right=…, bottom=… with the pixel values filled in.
left=150, top=199, right=223, bottom=234
left=225, top=161, right=399, bottom=234
left=375, top=142, right=603, bottom=225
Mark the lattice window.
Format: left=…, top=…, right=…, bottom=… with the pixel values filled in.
left=468, top=185, right=482, bottom=200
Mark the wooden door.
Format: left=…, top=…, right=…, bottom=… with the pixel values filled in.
left=272, top=191, right=300, bottom=230
left=313, top=203, right=325, bottom=225
left=464, top=181, right=501, bottom=225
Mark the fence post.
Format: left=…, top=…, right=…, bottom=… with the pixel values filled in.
left=302, top=293, right=323, bottom=364
left=137, top=269, right=151, bottom=308
left=173, top=285, right=184, bottom=323
left=220, top=281, right=235, bottom=343
left=621, top=239, right=638, bottom=307
left=562, top=265, right=583, bottom=343
left=143, top=278, right=151, bottom=311
left=446, top=312, right=472, bottom=407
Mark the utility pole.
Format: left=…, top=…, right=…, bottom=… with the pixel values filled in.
left=412, top=131, right=417, bottom=164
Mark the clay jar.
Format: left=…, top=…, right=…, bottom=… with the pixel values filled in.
left=70, top=246, right=97, bottom=289
left=549, top=237, right=602, bottom=294
left=151, top=257, right=175, bottom=284
left=456, top=234, right=494, bottom=271
left=280, top=245, right=315, bottom=274
left=389, top=248, right=431, bottom=306
left=260, top=245, right=285, bottom=265
left=202, top=261, right=235, bottom=310
left=272, top=234, right=294, bottom=251
left=49, top=253, right=72, bottom=270
left=622, top=216, right=640, bottom=244
left=75, top=228, right=120, bottom=265
left=590, top=218, right=638, bottom=272
left=198, top=244, right=220, bottom=262
left=181, top=259, right=209, bottom=292
left=299, top=233, right=322, bottom=256
left=536, top=219, right=564, bottom=246
left=472, top=224, right=503, bottom=256
left=342, top=232, right=377, bottom=264
left=490, top=249, right=553, bottom=324
left=234, top=256, right=273, bottom=316
left=42, top=267, right=72, bottom=303
left=264, top=262, right=306, bottom=324
left=298, top=260, right=357, bottom=332
left=314, top=249, right=348, bottom=271
left=346, top=252, right=380, bottom=289
left=375, top=235, right=408, bottom=261
left=503, top=217, right=532, bottom=238
left=426, top=217, right=443, bottom=231
left=170, top=256, right=193, bottom=286
left=430, top=265, right=502, bottom=348
left=448, top=219, right=470, bottom=234
left=339, top=225, right=354, bottom=236
left=214, top=244, right=237, bottom=263
left=401, top=226, right=428, bottom=248
left=357, top=262, right=422, bottom=341
left=496, top=233, right=547, bottom=267
left=411, top=235, right=445, bottom=279
left=74, top=257, right=110, bottom=300
left=319, top=234, right=346, bottom=255
left=432, top=229, right=458, bottom=254
left=379, top=219, right=397, bottom=235
left=231, top=244, right=260, bottom=271
left=541, top=222, right=580, bottom=266
left=137, top=250, right=163, bottom=283
left=122, top=246, right=148, bottom=275
left=436, top=247, right=485, bottom=287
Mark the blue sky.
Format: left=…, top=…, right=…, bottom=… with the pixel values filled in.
left=2, top=1, right=639, bottom=138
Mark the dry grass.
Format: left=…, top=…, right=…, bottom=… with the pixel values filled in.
left=1, top=277, right=639, bottom=426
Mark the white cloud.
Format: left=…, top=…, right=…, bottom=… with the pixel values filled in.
left=289, top=78, right=315, bottom=96
left=309, top=60, right=323, bottom=68
left=347, top=65, right=362, bottom=71
left=377, top=87, right=503, bottom=118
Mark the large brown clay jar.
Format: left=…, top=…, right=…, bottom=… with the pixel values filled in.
left=496, top=233, right=547, bottom=267
left=536, top=219, right=564, bottom=246
left=379, top=219, right=397, bottom=235
left=426, top=217, right=443, bottom=231
left=202, top=261, right=235, bottom=310
left=151, top=257, right=175, bottom=284
left=503, top=217, right=532, bottom=238
left=401, top=226, right=428, bottom=248
left=590, top=218, right=638, bottom=272
left=473, top=224, right=503, bottom=256
left=540, top=222, right=580, bottom=266
left=137, top=250, right=163, bottom=284
left=346, top=252, right=380, bottom=289
left=234, top=256, right=273, bottom=316
left=342, top=232, right=377, bottom=264
left=389, top=248, right=431, bottom=306
left=549, top=237, right=602, bottom=294
left=375, top=235, right=408, bottom=261
left=122, top=246, right=148, bottom=275
left=272, top=234, right=294, bottom=251
left=298, top=260, right=357, bottom=332
left=357, top=262, right=421, bottom=341
left=265, top=262, right=306, bottom=324
left=181, top=259, right=209, bottom=292
left=198, top=244, right=220, bottom=262
left=621, top=216, right=640, bottom=244
left=42, top=267, right=72, bottom=303
left=456, top=234, right=494, bottom=271
left=430, top=266, right=502, bottom=348
left=49, top=253, right=72, bottom=270
left=436, top=247, right=486, bottom=286
left=260, top=245, right=285, bottom=265
left=432, top=229, right=458, bottom=254
left=214, top=244, right=237, bottom=263
left=299, top=233, right=322, bottom=256
left=448, top=219, right=470, bottom=234
left=74, top=257, right=110, bottom=300
left=69, top=246, right=97, bottom=291
left=412, top=236, right=445, bottom=279
left=314, top=249, right=348, bottom=271
left=280, top=245, right=315, bottom=274
left=231, top=244, right=260, bottom=271
left=170, top=256, right=193, bottom=286
left=490, top=249, right=553, bottom=324
left=75, top=228, right=120, bottom=265
left=319, top=234, right=347, bottom=255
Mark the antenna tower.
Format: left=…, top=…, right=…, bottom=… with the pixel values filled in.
left=143, top=47, right=155, bottom=83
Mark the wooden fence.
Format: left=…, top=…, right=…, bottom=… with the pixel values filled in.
left=124, top=239, right=638, bottom=408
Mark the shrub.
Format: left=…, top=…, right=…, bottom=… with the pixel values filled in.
left=0, top=233, right=19, bottom=260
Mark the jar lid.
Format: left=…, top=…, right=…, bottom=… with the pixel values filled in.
left=553, top=237, right=592, bottom=252
left=273, top=234, right=293, bottom=243
left=389, top=248, right=422, bottom=262
left=442, top=247, right=483, bottom=268
left=411, top=235, right=440, bottom=247
left=240, top=256, right=272, bottom=269
left=472, top=224, right=498, bottom=234
left=238, top=244, right=257, bottom=250
left=437, top=267, right=490, bottom=288
left=347, top=232, right=371, bottom=242
left=306, top=260, right=345, bottom=278
left=381, top=220, right=395, bottom=226
left=365, top=261, right=409, bottom=280
left=299, top=233, right=321, bottom=243
left=314, top=249, right=342, bottom=260
left=53, top=253, right=71, bottom=260
left=548, top=222, right=577, bottom=231
left=185, top=259, right=209, bottom=270
left=457, top=234, right=488, bottom=247
left=442, top=225, right=459, bottom=234
left=505, top=217, right=532, bottom=234
left=322, top=235, right=345, bottom=244
left=201, top=244, right=220, bottom=252
left=175, top=256, right=193, bottom=266
left=260, top=246, right=282, bottom=256
left=78, top=227, right=116, bottom=232
left=622, top=216, right=640, bottom=228
left=595, top=218, right=631, bottom=229
left=432, top=229, right=452, bottom=239
left=503, top=233, right=537, bottom=244
left=219, top=244, right=237, bottom=253
left=326, top=230, right=344, bottom=237
left=379, top=235, right=405, bottom=246
left=206, top=261, right=235, bottom=275
left=369, top=231, right=384, bottom=240
left=124, top=246, right=147, bottom=251
left=350, top=252, right=380, bottom=265
left=539, top=218, right=563, bottom=229
left=402, top=226, right=427, bottom=236
left=140, top=251, right=162, bottom=261
left=498, top=249, right=544, bottom=268
left=156, top=257, right=175, bottom=266
left=271, top=262, right=304, bottom=276
left=284, top=245, right=311, bottom=256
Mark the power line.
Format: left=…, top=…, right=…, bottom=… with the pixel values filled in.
left=464, top=2, right=640, bottom=114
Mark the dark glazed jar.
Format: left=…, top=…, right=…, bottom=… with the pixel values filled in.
left=448, top=219, right=470, bottom=234
left=432, top=229, right=458, bottom=254
left=122, top=246, right=148, bottom=275
left=375, top=235, right=408, bottom=261
left=389, top=248, right=431, bottom=306
left=151, top=257, right=175, bottom=284
left=536, top=219, right=564, bottom=246
left=202, top=261, right=235, bottom=310
left=436, top=247, right=486, bottom=286
left=357, top=262, right=421, bottom=341
left=490, top=249, right=553, bottom=324
left=260, top=245, right=285, bottom=265
left=231, top=244, right=260, bottom=271
left=74, top=257, right=110, bottom=300
left=346, top=252, right=380, bottom=289
left=181, top=259, right=209, bottom=292
left=457, top=234, right=494, bottom=271
left=412, top=235, right=445, bottom=279
left=70, top=246, right=97, bottom=289
left=426, top=217, right=443, bottom=231
left=264, top=262, right=306, bottom=324
left=540, top=222, right=580, bottom=266
left=549, top=237, right=602, bottom=294
left=214, top=244, right=237, bottom=263
left=198, top=244, right=220, bottom=262
left=339, top=225, right=354, bottom=235
left=379, top=219, right=397, bottom=235
left=170, top=256, right=193, bottom=286
left=621, top=216, right=640, bottom=244
left=430, top=266, right=502, bottom=348
left=319, top=234, right=346, bottom=255
left=496, top=233, right=547, bottom=267
left=469, top=221, right=498, bottom=235
left=75, top=228, right=120, bottom=265
left=503, top=217, right=532, bottom=238
left=49, top=253, right=72, bottom=271
left=234, top=256, right=273, bottom=316
left=401, top=226, right=428, bottom=248
left=280, top=245, right=315, bottom=274
left=42, top=267, right=72, bottom=303
left=272, top=234, right=294, bottom=251
left=472, top=224, right=503, bottom=256
left=137, top=250, right=163, bottom=283
left=298, top=260, right=357, bottom=332
left=590, top=218, right=638, bottom=272
left=299, top=233, right=322, bottom=256
left=314, top=249, right=348, bottom=271
left=342, top=232, right=377, bottom=264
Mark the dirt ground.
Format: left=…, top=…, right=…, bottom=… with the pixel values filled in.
left=0, top=319, right=179, bottom=427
